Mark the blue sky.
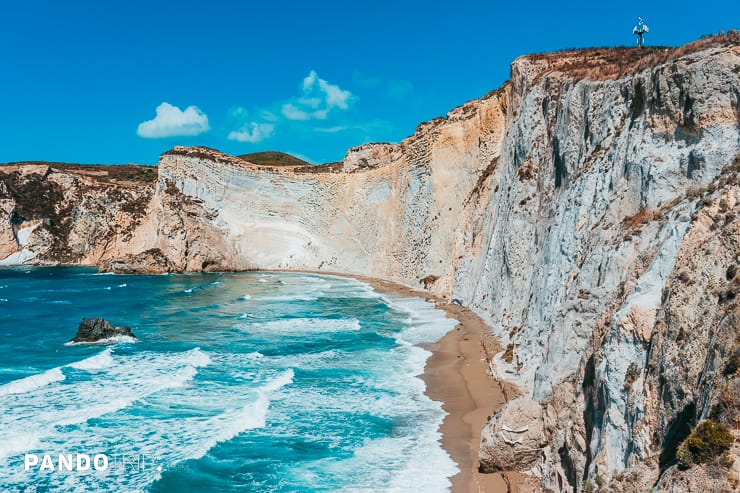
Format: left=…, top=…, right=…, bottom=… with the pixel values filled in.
left=1, top=1, right=736, bottom=165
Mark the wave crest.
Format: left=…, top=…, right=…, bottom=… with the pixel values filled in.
left=0, top=368, right=65, bottom=397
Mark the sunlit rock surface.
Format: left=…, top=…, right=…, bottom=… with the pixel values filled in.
left=2, top=36, right=739, bottom=491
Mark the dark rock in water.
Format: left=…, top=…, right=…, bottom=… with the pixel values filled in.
left=70, top=317, right=136, bottom=343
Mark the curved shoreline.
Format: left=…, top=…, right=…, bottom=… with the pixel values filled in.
left=286, top=271, right=520, bottom=492
left=10, top=265, right=517, bottom=490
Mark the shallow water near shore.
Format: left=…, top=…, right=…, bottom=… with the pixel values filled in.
left=0, top=267, right=458, bottom=492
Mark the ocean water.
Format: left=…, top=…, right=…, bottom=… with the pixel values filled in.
left=0, top=268, right=458, bottom=492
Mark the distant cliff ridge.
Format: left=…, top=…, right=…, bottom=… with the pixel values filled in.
left=2, top=35, right=739, bottom=491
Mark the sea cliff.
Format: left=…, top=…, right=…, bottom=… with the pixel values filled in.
left=2, top=35, right=739, bottom=491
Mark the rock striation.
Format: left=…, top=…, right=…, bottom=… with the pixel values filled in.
left=2, top=34, right=739, bottom=491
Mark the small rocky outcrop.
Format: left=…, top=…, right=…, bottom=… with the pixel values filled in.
left=479, top=397, right=548, bottom=472
left=70, top=317, right=136, bottom=343
left=98, top=248, right=174, bottom=274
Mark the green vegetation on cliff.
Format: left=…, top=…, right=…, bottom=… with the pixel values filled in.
left=238, top=151, right=311, bottom=167
left=676, top=420, right=734, bottom=469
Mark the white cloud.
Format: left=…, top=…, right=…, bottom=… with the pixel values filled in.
left=228, top=71, right=354, bottom=142
left=228, top=106, right=249, bottom=119
left=227, top=122, right=275, bottom=143
left=282, top=70, right=354, bottom=121
left=314, top=125, right=348, bottom=133
left=259, top=109, right=279, bottom=122
left=297, top=96, right=322, bottom=109
left=137, top=102, right=210, bottom=138
left=281, top=103, right=311, bottom=121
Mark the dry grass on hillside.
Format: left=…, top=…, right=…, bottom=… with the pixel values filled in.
left=0, top=162, right=157, bottom=183
left=525, top=31, right=739, bottom=82
left=293, top=162, right=344, bottom=174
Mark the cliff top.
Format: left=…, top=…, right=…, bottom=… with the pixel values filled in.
left=0, top=161, right=157, bottom=184
left=162, top=146, right=345, bottom=174
left=516, top=31, right=739, bottom=81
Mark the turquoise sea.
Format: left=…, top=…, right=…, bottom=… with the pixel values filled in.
left=0, top=268, right=458, bottom=492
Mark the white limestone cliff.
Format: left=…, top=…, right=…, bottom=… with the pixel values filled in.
left=2, top=36, right=739, bottom=491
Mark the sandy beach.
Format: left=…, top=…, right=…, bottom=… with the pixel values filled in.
left=424, top=302, right=524, bottom=493
left=292, top=271, right=523, bottom=492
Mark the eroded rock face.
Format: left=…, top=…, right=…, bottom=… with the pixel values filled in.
left=71, top=317, right=136, bottom=343
left=0, top=164, right=236, bottom=272
left=479, top=397, right=548, bottom=472
left=2, top=36, right=739, bottom=492
left=98, top=248, right=174, bottom=274
left=0, top=164, right=156, bottom=266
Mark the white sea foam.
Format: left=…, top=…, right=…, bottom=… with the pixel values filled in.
left=240, top=293, right=251, bottom=300
left=184, top=369, right=293, bottom=461
left=381, top=294, right=458, bottom=345
left=261, top=294, right=319, bottom=302
left=296, top=275, right=333, bottom=286
left=183, top=347, right=212, bottom=367
left=0, top=274, right=460, bottom=492
left=315, top=276, right=379, bottom=299
left=0, top=367, right=65, bottom=396
left=0, top=432, right=39, bottom=461
left=268, top=338, right=455, bottom=493
left=238, top=317, right=361, bottom=336
left=260, top=368, right=294, bottom=392
left=290, top=286, right=457, bottom=492
left=0, top=348, right=117, bottom=396
left=333, top=425, right=456, bottom=493
left=68, top=348, right=114, bottom=370
left=63, top=334, right=138, bottom=346
left=0, top=365, right=293, bottom=491
left=0, top=348, right=211, bottom=460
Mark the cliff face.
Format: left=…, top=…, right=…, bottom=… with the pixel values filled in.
left=0, top=164, right=234, bottom=272
left=469, top=42, right=740, bottom=491
left=152, top=90, right=507, bottom=283
left=0, top=164, right=155, bottom=266
left=2, top=37, right=739, bottom=491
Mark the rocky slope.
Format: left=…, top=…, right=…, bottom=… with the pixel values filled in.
left=0, top=163, right=235, bottom=272
left=2, top=35, right=739, bottom=491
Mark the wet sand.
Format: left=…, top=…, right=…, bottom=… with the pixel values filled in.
left=289, top=271, right=522, bottom=492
